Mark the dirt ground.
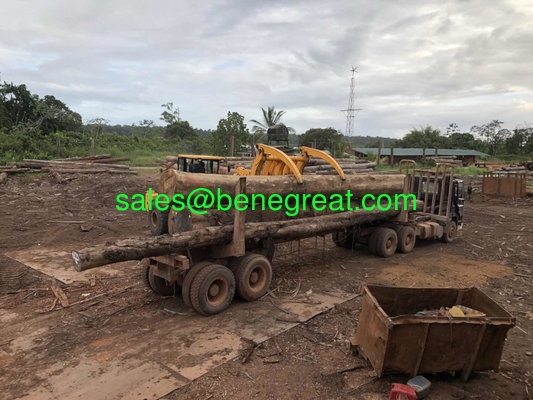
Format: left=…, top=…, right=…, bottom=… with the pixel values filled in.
left=0, top=173, right=532, bottom=400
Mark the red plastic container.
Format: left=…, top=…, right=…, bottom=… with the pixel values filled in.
left=389, top=383, right=416, bottom=400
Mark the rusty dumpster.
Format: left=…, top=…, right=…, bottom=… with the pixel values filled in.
left=354, top=285, right=515, bottom=381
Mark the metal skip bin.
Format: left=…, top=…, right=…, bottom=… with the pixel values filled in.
left=353, top=285, right=515, bottom=381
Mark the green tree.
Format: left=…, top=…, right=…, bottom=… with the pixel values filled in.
left=165, top=120, right=198, bottom=140
left=85, top=118, right=109, bottom=139
left=38, top=95, right=82, bottom=134
left=447, top=132, right=482, bottom=150
left=0, top=82, right=81, bottom=134
left=503, top=126, right=533, bottom=155
left=298, top=127, right=343, bottom=150
left=0, top=82, right=39, bottom=128
left=470, top=120, right=508, bottom=155
left=250, top=106, right=294, bottom=144
left=138, top=119, right=155, bottom=138
left=211, top=112, right=250, bottom=156
left=160, top=102, right=180, bottom=125
left=396, top=125, right=447, bottom=148
left=333, top=140, right=350, bottom=158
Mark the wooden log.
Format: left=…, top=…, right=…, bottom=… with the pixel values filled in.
left=427, top=159, right=462, bottom=166
left=159, top=170, right=405, bottom=200
left=56, top=154, right=112, bottom=161
left=170, top=198, right=401, bottom=233
left=73, top=203, right=415, bottom=271
left=427, top=155, right=457, bottom=160
left=42, top=168, right=138, bottom=175
left=306, top=159, right=368, bottom=166
left=87, top=157, right=131, bottom=164
left=0, top=168, right=31, bottom=174
left=314, top=169, right=375, bottom=175
left=21, top=159, right=131, bottom=170
left=305, top=162, right=376, bottom=172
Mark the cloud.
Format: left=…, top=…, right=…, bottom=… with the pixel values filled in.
left=1, top=0, right=532, bottom=138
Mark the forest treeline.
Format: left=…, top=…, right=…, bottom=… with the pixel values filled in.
left=1, top=80, right=531, bottom=162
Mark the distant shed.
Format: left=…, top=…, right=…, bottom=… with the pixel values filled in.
left=352, top=148, right=488, bottom=165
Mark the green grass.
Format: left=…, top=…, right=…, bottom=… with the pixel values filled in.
left=453, top=165, right=486, bottom=176
left=375, top=163, right=486, bottom=176
left=91, top=148, right=179, bottom=167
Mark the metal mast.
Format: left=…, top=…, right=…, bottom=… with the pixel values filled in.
left=341, top=66, right=361, bottom=137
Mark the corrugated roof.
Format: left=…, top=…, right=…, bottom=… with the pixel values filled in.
left=353, top=148, right=488, bottom=157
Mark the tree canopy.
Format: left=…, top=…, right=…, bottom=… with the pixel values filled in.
left=298, top=127, right=344, bottom=151
left=165, top=120, right=198, bottom=141
left=210, top=112, right=250, bottom=156
left=0, top=82, right=82, bottom=134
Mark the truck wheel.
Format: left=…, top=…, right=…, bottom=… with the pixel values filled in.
left=368, top=229, right=381, bottom=255
left=233, top=254, right=272, bottom=301
left=441, top=221, right=457, bottom=243
left=374, top=228, right=398, bottom=258
left=332, top=230, right=355, bottom=249
left=142, top=260, right=181, bottom=296
left=227, top=254, right=247, bottom=272
left=396, top=226, right=416, bottom=253
left=190, top=264, right=235, bottom=316
left=181, top=261, right=213, bottom=308
left=148, top=209, right=169, bottom=236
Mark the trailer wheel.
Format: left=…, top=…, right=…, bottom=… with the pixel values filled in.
left=396, top=226, right=416, bottom=253
left=227, top=254, right=246, bottom=272
left=332, top=230, right=355, bottom=249
left=368, top=229, right=380, bottom=255
left=181, top=261, right=213, bottom=308
left=233, top=254, right=272, bottom=301
left=142, top=260, right=181, bottom=296
left=148, top=209, right=169, bottom=236
left=374, top=228, right=398, bottom=258
left=190, top=264, right=235, bottom=316
left=441, top=221, right=457, bottom=243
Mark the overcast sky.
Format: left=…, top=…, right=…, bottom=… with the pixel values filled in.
left=2, top=0, right=532, bottom=138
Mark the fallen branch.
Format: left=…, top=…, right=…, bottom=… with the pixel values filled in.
left=50, top=279, right=69, bottom=307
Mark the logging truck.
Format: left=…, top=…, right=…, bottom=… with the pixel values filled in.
left=72, top=147, right=464, bottom=316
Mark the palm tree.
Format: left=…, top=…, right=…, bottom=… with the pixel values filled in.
left=249, top=106, right=294, bottom=146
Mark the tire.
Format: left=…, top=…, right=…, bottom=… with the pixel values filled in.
left=374, top=228, right=398, bottom=258
left=396, top=226, right=416, bottom=253
left=141, top=258, right=151, bottom=290
left=441, top=220, right=457, bottom=243
left=227, top=255, right=246, bottom=273
left=181, top=261, right=213, bottom=308
left=190, top=264, right=235, bottom=316
left=233, top=254, right=272, bottom=301
left=368, top=229, right=381, bottom=255
left=142, top=261, right=181, bottom=296
left=332, top=229, right=355, bottom=249
left=148, top=209, right=169, bottom=236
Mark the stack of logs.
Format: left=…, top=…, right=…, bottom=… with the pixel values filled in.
left=0, top=154, right=136, bottom=184
left=303, top=159, right=376, bottom=175
left=425, top=156, right=463, bottom=166
left=18, top=154, right=137, bottom=175
left=73, top=171, right=410, bottom=270
left=156, top=156, right=181, bottom=171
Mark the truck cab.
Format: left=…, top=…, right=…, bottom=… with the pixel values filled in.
left=174, top=155, right=225, bottom=174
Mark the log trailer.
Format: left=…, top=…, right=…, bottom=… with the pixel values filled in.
left=72, top=147, right=464, bottom=316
